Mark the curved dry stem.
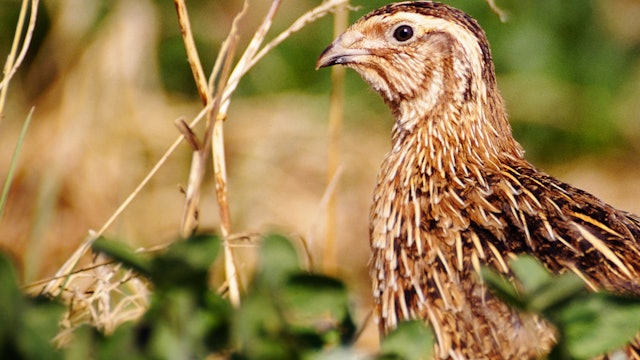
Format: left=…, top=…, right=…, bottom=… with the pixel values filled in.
left=173, top=0, right=210, bottom=105
left=218, top=0, right=282, bottom=116
left=485, top=0, right=508, bottom=22
left=208, top=0, right=249, bottom=92
left=323, top=0, right=349, bottom=276
left=246, top=0, right=352, bottom=76
left=306, top=164, right=344, bottom=271
left=0, top=0, right=40, bottom=118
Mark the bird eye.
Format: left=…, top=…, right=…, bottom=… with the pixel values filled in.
left=393, top=25, right=414, bottom=42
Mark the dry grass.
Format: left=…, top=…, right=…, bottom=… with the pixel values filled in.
left=28, top=253, right=152, bottom=347
left=2, top=0, right=360, bottom=347
left=0, top=0, right=39, bottom=117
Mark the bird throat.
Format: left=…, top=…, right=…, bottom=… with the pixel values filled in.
left=387, top=66, right=522, bottom=185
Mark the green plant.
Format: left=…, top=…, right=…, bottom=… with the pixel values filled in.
left=5, top=235, right=640, bottom=359
left=88, top=233, right=357, bottom=359
left=484, top=255, right=640, bottom=359
left=0, top=252, right=64, bottom=359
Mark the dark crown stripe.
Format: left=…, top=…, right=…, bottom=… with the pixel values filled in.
left=363, top=1, right=495, bottom=85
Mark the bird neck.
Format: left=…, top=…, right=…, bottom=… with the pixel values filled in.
left=389, top=76, right=523, bottom=182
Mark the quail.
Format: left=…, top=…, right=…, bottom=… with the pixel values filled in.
left=317, top=2, right=640, bottom=359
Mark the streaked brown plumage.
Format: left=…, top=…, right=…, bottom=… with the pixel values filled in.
left=317, top=2, right=640, bottom=359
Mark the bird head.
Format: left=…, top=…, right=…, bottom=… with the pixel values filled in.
left=317, top=1, right=521, bottom=159
left=317, top=2, right=500, bottom=130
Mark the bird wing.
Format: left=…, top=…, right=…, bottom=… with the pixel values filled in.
left=472, top=162, right=640, bottom=295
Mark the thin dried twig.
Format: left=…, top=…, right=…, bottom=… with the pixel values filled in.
left=218, top=0, right=282, bottom=116
left=174, top=0, right=209, bottom=237
left=208, top=0, right=249, bottom=92
left=174, top=117, right=202, bottom=151
left=173, top=0, right=245, bottom=306
left=206, top=40, right=240, bottom=305
left=353, top=309, right=374, bottom=342
left=485, top=0, right=508, bottom=22
left=210, top=6, right=353, bottom=287
left=204, top=39, right=239, bottom=236
left=323, top=0, right=349, bottom=276
left=245, top=0, right=352, bottom=76
left=175, top=1, right=240, bottom=239
left=0, top=0, right=39, bottom=119
left=173, top=0, right=210, bottom=105
left=307, top=164, right=344, bottom=270
left=216, top=0, right=283, bottom=307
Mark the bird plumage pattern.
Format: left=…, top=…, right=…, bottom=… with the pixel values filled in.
left=317, top=2, right=640, bottom=359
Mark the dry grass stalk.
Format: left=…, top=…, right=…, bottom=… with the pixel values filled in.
left=207, top=35, right=241, bottom=305
left=485, top=0, right=508, bottom=22
left=174, top=0, right=239, bottom=237
left=173, top=0, right=211, bottom=106
left=32, top=0, right=350, bottom=344
left=0, top=0, right=39, bottom=119
left=243, top=0, right=355, bottom=76
left=176, top=0, right=351, bottom=306
left=307, top=164, right=344, bottom=271
left=174, top=0, right=246, bottom=306
left=51, top=256, right=151, bottom=347
left=323, top=1, right=349, bottom=276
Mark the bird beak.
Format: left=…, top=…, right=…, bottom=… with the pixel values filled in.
left=316, top=30, right=369, bottom=70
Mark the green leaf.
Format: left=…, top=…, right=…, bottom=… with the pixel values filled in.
left=284, top=274, right=348, bottom=320
left=378, top=320, right=434, bottom=360
left=92, top=237, right=152, bottom=276
left=484, top=256, right=586, bottom=314
left=95, top=323, right=144, bottom=360
left=234, top=235, right=356, bottom=358
left=65, top=324, right=144, bottom=360
left=307, top=347, right=362, bottom=360
left=159, top=233, right=220, bottom=272
left=554, top=293, right=640, bottom=359
left=528, top=272, right=585, bottom=313
left=510, top=255, right=553, bottom=293
left=0, top=108, right=33, bottom=221
left=234, top=293, right=292, bottom=359
left=481, top=267, right=525, bottom=310
left=508, top=255, right=586, bottom=313
left=150, top=233, right=220, bottom=292
left=62, top=325, right=94, bottom=360
left=0, top=253, right=21, bottom=345
left=282, top=274, right=355, bottom=344
left=0, top=253, right=65, bottom=359
left=257, top=233, right=301, bottom=287
left=144, top=289, right=212, bottom=359
left=202, top=292, right=232, bottom=353
left=16, top=297, right=65, bottom=360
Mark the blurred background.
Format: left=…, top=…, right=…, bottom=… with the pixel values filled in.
left=1, top=0, right=640, bottom=350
